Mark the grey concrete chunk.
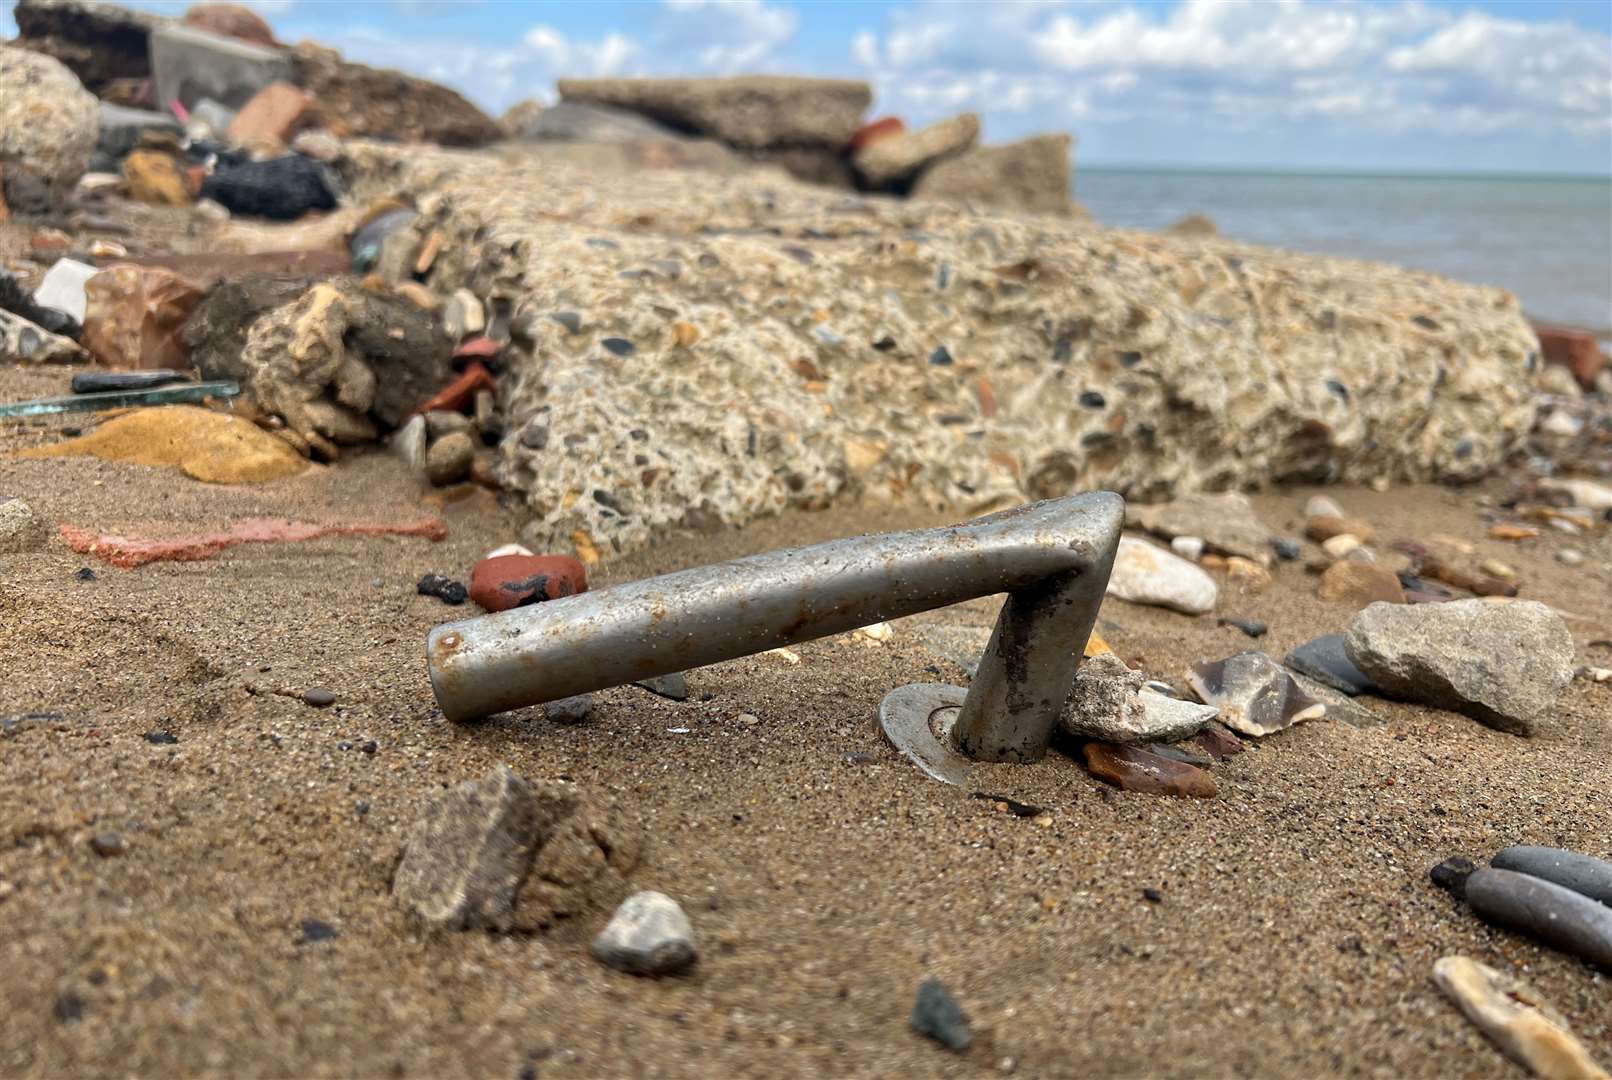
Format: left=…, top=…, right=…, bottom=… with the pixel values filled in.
left=1061, top=654, right=1217, bottom=743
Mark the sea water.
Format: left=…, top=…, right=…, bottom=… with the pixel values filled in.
left=1077, top=168, right=1612, bottom=339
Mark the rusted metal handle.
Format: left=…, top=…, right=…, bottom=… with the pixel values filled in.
left=427, top=492, right=1122, bottom=766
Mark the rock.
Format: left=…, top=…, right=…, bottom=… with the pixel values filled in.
left=89, top=832, right=124, bottom=857
left=1225, top=556, right=1272, bottom=594
left=424, top=410, right=473, bottom=439
left=96, top=102, right=183, bottom=165
left=1464, top=868, right=1612, bottom=971
left=228, top=81, right=313, bottom=146
left=557, top=76, right=870, bottom=150
left=425, top=432, right=474, bottom=486
left=1107, top=536, right=1217, bottom=615
left=1490, top=523, right=1540, bottom=541
left=150, top=22, right=291, bottom=110
left=545, top=695, right=593, bottom=725
left=1430, top=856, right=1479, bottom=898
left=1556, top=549, right=1585, bottom=567
left=1433, top=956, right=1609, bottom=1080
left=185, top=97, right=236, bottom=140
left=0, top=46, right=100, bottom=206
left=290, top=129, right=341, bottom=163
left=2, top=167, right=52, bottom=216
left=236, top=282, right=452, bottom=458
left=507, top=100, right=685, bottom=143
left=1306, top=515, right=1375, bottom=543
left=1082, top=741, right=1216, bottom=798
left=634, top=673, right=688, bottom=701
left=1192, top=722, right=1244, bottom=758
left=416, top=573, right=466, bottom=605
left=1168, top=214, right=1217, bottom=237
left=1059, top=653, right=1217, bottom=744
left=849, top=116, right=904, bottom=151
left=1285, top=634, right=1377, bottom=695
left=181, top=3, right=275, bottom=46
left=1318, top=561, right=1406, bottom=606
left=181, top=273, right=313, bottom=383
left=0, top=497, right=48, bottom=554
left=1344, top=599, right=1574, bottom=735
left=469, top=554, right=588, bottom=613
left=443, top=289, right=485, bottom=341
left=909, top=977, right=972, bottom=1052
left=590, top=891, right=696, bottom=977
left=1287, top=670, right=1384, bottom=728
left=1533, top=325, right=1605, bottom=389
left=81, top=265, right=204, bottom=369
left=1306, top=494, right=1345, bottom=519
left=1490, top=846, right=1612, bottom=907
left=1540, top=478, right=1612, bottom=512
left=200, top=155, right=338, bottom=220
left=1419, top=555, right=1518, bottom=598
left=302, top=687, right=335, bottom=707
left=1219, top=617, right=1268, bottom=638
left=391, top=414, right=427, bottom=475
left=1127, top=493, right=1278, bottom=566
left=854, top=112, right=979, bottom=188
left=11, top=0, right=163, bottom=96
left=0, top=308, right=87, bottom=363
left=12, top=260, right=89, bottom=331
left=1186, top=651, right=1325, bottom=737
left=16, top=404, right=307, bottom=483
left=911, top=134, right=1075, bottom=215
left=121, top=148, right=191, bottom=206
left=1171, top=536, right=1204, bottom=561
left=288, top=41, right=502, bottom=147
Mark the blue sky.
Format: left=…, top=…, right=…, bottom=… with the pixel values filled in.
left=6, top=0, right=1610, bottom=173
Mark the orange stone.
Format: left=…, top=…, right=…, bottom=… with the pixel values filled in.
left=1305, top=515, right=1375, bottom=543
left=1489, top=524, right=1540, bottom=541
left=1318, top=561, right=1406, bottom=606
left=849, top=116, right=905, bottom=152
left=1533, top=324, right=1605, bottom=389
left=229, top=82, right=315, bottom=145
left=1082, top=742, right=1216, bottom=798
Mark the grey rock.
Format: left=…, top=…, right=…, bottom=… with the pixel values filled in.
left=589, top=890, right=697, bottom=976
left=1432, top=956, right=1609, bottom=1080
left=1491, top=846, right=1612, bottom=906
left=911, top=134, right=1076, bottom=216
left=1128, top=492, right=1279, bottom=566
left=1464, top=867, right=1612, bottom=971
left=1344, top=599, right=1574, bottom=735
left=424, top=410, right=474, bottom=440
left=0, top=46, right=99, bottom=207
left=1060, top=654, right=1217, bottom=743
left=1285, top=634, right=1377, bottom=696
left=910, top=976, right=972, bottom=1052
left=96, top=102, right=181, bottom=162
left=557, top=76, right=871, bottom=150
left=1107, top=536, right=1218, bottom=615
left=0, top=308, right=86, bottom=364
left=1187, top=651, right=1325, bottom=737
left=1287, top=671, right=1384, bottom=728
left=425, top=432, right=475, bottom=486
left=0, top=497, right=47, bottom=554
left=545, top=694, right=594, bottom=725
left=508, top=100, right=686, bottom=143
left=1144, top=742, right=1213, bottom=767
left=302, top=687, right=335, bottom=708
left=634, top=672, right=688, bottom=701
left=149, top=23, right=291, bottom=112
left=854, top=112, right=979, bottom=187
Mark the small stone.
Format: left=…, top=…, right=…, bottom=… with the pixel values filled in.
left=1144, top=743, right=1212, bottom=767
left=1321, top=534, right=1362, bottom=560
left=416, top=574, right=468, bottom=605
left=144, top=731, right=178, bottom=745
left=635, top=672, right=689, bottom=701
left=1345, top=599, right=1574, bottom=735
left=1059, top=654, right=1217, bottom=744
left=1287, top=671, right=1385, bottom=728
left=545, top=695, right=593, bottom=725
left=1306, top=515, right=1375, bottom=543
left=1218, top=617, right=1268, bottom=638
left=0, top=497, right=46, bottom=554
left=1555, top=548, right=1586, bottom=568
left=469, top=554, right=587, bottom=612
left=1479, top=559, right=1516, bottom=581
left=1489, top=524, right=1540, bottom=541
left=90, top=832, right=124, bottom=857
left=1272, top=538, right=1302, bottom=562
left=1430, top=856, right=1479, bottom=898
left=1225, top=556, right=1272, bottom=593
left=1318, top=561, right=1406, bottom=606
left=1186, top=652, right=1325, bottom=737
left=1539, top=477, right=1612, bottom=512
left=1490, top=846, right=1612, bottom=906
left=1464, top=868, right=1612, bottom=970
left=298, top=919, right=339, bottom=943
left=909, top=977, right=972, bottom=1052
left=443, top=288, right=485, bottom=340
left=1192, top=722, right=1245, bottom=758
left=394, top=281, right=439, bottom=311
left=1127, top=493, right=1277, bottom=566
left=1305, top=494, right=1345, bottom=519
left=54, top=991, right=85, bottom=1024
left=1285, top=635, right=1377, bottom=696
left=1171, top=536, right=1204, bottom=561
left=291, top=129, right=342, bottom=162
left=672, top=321, right=699, bottom=347
left=601, top=337, right=634, bottom=357
left=736, top=712, right=761, bottom=727
left=302, top=688, right=336, bottom=708
left=590, top=891, right=697, bottom=976
left=1106, top=536, right=1218, bottom=615
left=73, top=568, right=96, bottom=582
left=486, top=543, right=534, bottom=559
left=1082, top=741, right=1216, bottom=798
left=1142, top=887, right=1164, bottom=903
left=425, top=431, right=475, bottom=486
left=391, top=414, right=428, bottom=476
left=424, top=410, right=474, bottom=439
left=550, top=311, right=582, bottom=334
left=1432, top=956, right=1609, bottom=1080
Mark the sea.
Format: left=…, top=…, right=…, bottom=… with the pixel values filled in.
left=1075, top=168, right=1612, bottom=342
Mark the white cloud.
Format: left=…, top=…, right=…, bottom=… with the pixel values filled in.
left=658, top=0, right=798, bottom=72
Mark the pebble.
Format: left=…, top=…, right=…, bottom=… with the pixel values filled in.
left=391, top=414, right=428, bottom=476
left=1191, top=722, right=1245, bottom=758
left=1082, top=741, right=1216, bottom=798
left=73, top=568, right=96, bottom=582
left=1284, top=634, right=1377, bottom=695
left=1318, top=561, right=1406, bottom=605
left=600, top=337, right=634, bottom=357
left=590, top=891, right=697, bottom=976
left=1305, top=494, right=1345, bottom=519
left=1344, top=599, right=1574, bottom=736
left=1271, top=538, right=1302, bottom=562
left=425, top=431, right=475, bottom=486
left=1225, top=556, right=1271, bottom=593
left=1059, top=654, right=1217, bottom=744
left=144, top=731, right=178, bottom=745
left=90, top=832, right=124, bottom=857
left=1186, top=652, right=1325, bottom=737
left=909, top=977, right=972, bottom=1052
left=1539, top=477, right=1612, bottom=512
left=0, top=496, right=44, bottom=554
left=1430, top=856, right=1479, bottom=898
left=1170, top=535, right=1204, bottom=562
left=468, top=554, right=587, bottom=612
left=1106, top=536, right=1218, bottom=615
left=1490, top=846, right=1612, bottom=906
left=1556, top=549, right=1584, bottom=567
left=1432, top=956, right=1608, bottom=1080
left=635, top=672, right=689, bottom=701
left=424, top=410, right=474, bottom=439
left=1287, top=671, right=1385, bottom=728
left=1217, top=617, right=1267, bottom=638
left=1306, top=515, right=1375, bottom=544
left=442, top=288, right=485, bottom=340
left=1489, top=524, right=1539, bottom=541
left=1144, top=742, right=1212, bottom=767
left=1320, top=534, right=1362, bottom=559
left=302, top=688, right=336, bottom=708
left=298, top=919, right=339, bottom=943
left=417, top=573, right=468, bottom=605
left=1479, top=558, right=1516, bottom=581
left=1464, top=868, right=1612, bottom=970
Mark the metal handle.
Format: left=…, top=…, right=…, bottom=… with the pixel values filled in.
left=427, top=492, right=1122, bottom=766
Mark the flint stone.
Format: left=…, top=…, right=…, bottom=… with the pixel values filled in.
left=557, top=76, right=872, bottom=150
left=0, top=308, right=86, bottom=364
left=391, top=414, right=427, bottom=475
left=1464, top=868, right=1612, bottom=971
left=635, top=672, right=689, bottom=701
left=508, top=100, right=685, bottom=143
left=1344, top=599, right=1574, bottom=735
left=1060, top=654, right=1217, bottom=744
left=911, top=134, right=1076, bottom=216
left=182, top=273, right=313, bottom=383
left=854, top=112, right=979, bottom=188
left=1432, top=956, right=1609, bottom=1080
left=1287, top=671, right=1384, bottom=728
left=1083, top=741, right=1216, bottom=798
left=1285, top=634, right=1377, bottom=696
left=590, top=891, right=696, bottom=976
left=1187, top=651, right=1326, bottom=737
left=1127, top=492, right=1278, bottom=566
left=1107, top=536, right=1218, bottom=615
left=1491, top=846, right=1612, bottom=907
left=0, top=46, right=100, bottom=206
left=149, top=23, right=290, bottom=111
left=1318, top=561, right=1405, bottom=605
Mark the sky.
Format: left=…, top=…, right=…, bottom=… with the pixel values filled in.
left=5, top=0, right=1610, bottom=174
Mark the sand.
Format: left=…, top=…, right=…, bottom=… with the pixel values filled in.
left=1, top=353, right=1608, bottom=1079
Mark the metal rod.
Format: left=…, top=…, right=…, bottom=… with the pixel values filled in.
left=427, top=492, right=1123, bottom=763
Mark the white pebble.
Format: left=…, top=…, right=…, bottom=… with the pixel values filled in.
left=1170, top=535, right=1205, bottom=562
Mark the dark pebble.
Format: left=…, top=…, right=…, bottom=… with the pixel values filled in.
left=928, top=346, right=953, bottom=366
left=1142, top=887, right=1164, bottom=903
left=355, top=800, right=370, bottom=816
left=303, top=688, right=337, bottom=708
left=1430, top=856, right=1478, bottom=897
left=909, top=977, right=972, bottom=1052
left=1079, top=391, right=1106, bottom=409
left=545, top=694, right=594, bottom=725
left=1272, top=538, right=1302, bottom=562
left=1218, top=617, right=1267, bottom=638
left=601, top=337, right=634, bottom=357
left=549, top=311, right=581, bottom=334
left=54, top=991, right=85, bottom=1024
left=359, top=740, right=378, bottom=755
left=872, top=335, right=896, bottom=351
left=144, top=731, right=178, bottom=745
left=1491, top=845, right=1612, bottom=906
left=634, top=673, right=688, bottom=701
left=337, top=741, right=352, bottom=751
left=416, top=574, right=467, bottom=605
left=1284, top=634, right=1376, bottom=696
left=73, top=567, right=96, bottom=582
left=90, top=832, right=124, bottom=857
left=1464, top=867, right=1612, bottom=970
left=298, top=919, right=339, bottom=944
